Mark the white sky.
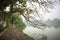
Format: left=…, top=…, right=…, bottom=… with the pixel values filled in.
left=26, top=0, right=60, bottom=21
left=44, top=2, right=60, bottom=20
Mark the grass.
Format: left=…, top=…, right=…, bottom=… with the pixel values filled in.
left=0, top=27, right=6, bottom=32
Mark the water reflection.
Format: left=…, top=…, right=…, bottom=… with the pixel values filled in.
left=23, top=27, right=60, bottom=40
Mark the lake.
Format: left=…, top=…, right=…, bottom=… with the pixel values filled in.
left=23, top=26, right=60, bottom=40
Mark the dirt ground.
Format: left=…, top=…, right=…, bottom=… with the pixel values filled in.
left=0, top=27, right=34, bottom=40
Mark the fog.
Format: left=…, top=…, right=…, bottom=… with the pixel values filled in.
left=23, top=27, right=60, bottom=40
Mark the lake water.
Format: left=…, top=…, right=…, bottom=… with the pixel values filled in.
left=23, top=27, right=60, bottom=40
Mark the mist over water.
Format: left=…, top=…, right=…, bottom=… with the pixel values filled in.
left=23, top=26, right=60, bottom=40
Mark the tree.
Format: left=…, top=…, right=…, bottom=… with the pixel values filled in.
left=0, top=0, right=58, bottom=30
left=0, top=0, right=59, bottom=40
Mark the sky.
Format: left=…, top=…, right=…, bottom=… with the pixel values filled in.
left=44, top=3, right=60, bottom=20
left=26, top=0, right=60, bottom=21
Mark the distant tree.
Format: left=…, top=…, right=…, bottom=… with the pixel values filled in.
left=45, top=19, right=60, bottom=28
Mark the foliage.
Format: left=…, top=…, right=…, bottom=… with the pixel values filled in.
left=10, top=13, right=26, bottom=30
left=0, top=26, right=8, bottom=32
left=0, top=0, right=58, bottom=30
left=0, top=27, right=5, bottom=32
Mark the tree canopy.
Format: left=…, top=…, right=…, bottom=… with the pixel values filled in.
left=0, top=0, right=58, bottom=30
